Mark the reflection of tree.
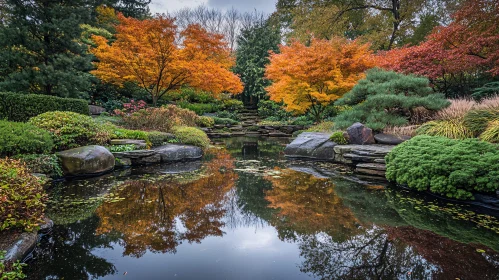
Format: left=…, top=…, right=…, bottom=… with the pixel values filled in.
left=94, top=149, right=237, bottom=257
left=25, top=216, right=118, bottom=280
left=298, top=227, right=437, bottom=279
left=264, top=168, right=361, bottom=241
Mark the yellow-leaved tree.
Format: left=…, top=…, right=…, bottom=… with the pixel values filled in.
left=91, top=14, right=243, bottom=106
left=265, top=37, right=375, bottom=121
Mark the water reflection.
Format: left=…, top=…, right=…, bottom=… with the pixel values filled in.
left=26, top=138, right=499, bottom=280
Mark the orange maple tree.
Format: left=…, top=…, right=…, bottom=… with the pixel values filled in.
left=265, top=37, right=375, bottom=121
left=91, top=14, right=243, bottom=106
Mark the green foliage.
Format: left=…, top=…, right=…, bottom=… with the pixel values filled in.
left=29, top=111, right=110, bottom=150
left=177, top=101, right=219, bottom=115
left=212, top=117, right=239, bottom=125
left=120, top=105, right=199, bottom=132
left=335, top=69, right=450, bottom=130
left=166, top=87, right=216, bottom=104
left=234, top=21, right=281, bottom=105
left=217, top=110, right=239, bottom=120
left=258, top=100, right=292, bottom=120
left=472, top=82, right=499, bottom=101
left=146, top=131, right=174, bottom=147
left=0, top=158, right=47, bottom=231
left=306, top=121, right=335, bottom=132
left=196, top=116, right=215, bottom=128
left=221, top=99, right=244, bottom=112
left=480, top=120, right=499, bottom=143
left=417, top=119, right=474, bottom=139
left=0, top=92, right=89, bottom=122
left=107, top=144, right=136, bottom=152
left=330, top=131, right=348, bottom=144
left=291, top=115, right=314, bottom=126
left=0, top=251, right=26, bottom=280
left=0, top=120, right=54, bottom=156
left=463, top=109, right=499, bottom=136
left=0, top=0, right=93, bottom=97
left=172, top=126, right=210, bottom=148
left=13, top=154, right=63, bottom=178
left=386, top=135, right=499, bottom=200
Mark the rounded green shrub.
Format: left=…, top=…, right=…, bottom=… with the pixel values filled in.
left=146, top=131, right=174, bottom=147
left=463, top=109, right=499, bottom=136
left=173, top=126, right=210, bottom=148
left=13, top=154, right=63, bottom=178
left=0, top=120, right=54, bottom=156
left=386, top=135, right=499, bottom=200
left=29, top=111, right=110, bottom=150
left=0, top=158, right=47, bottom=231
left=196, top=116, right=215, bottom=128
left=330, top=131, right=348, bottom=144
left=213, top=117, right=239, bottom=125
left=416, top=119, right=474, bottom=139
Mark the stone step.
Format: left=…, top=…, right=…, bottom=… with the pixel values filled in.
left=110, top=139, right=147, bottom=149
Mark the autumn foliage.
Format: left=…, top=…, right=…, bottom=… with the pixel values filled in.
left=91, top=14, right=243, bottom=106
left=265, top=37, right=375, bottom=121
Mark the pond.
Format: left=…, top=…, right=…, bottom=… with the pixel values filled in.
left=25, top=137, right=499, bottom=279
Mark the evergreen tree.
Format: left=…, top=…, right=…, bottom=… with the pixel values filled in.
left=234, top=20, right=281, bottom=106
left=91, top=0, right=150, bottom=19
left=0, top=0, right=94, bottom=98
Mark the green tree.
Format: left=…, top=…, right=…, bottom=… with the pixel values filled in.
left=0, top=0, right=94, bottom=98
left=91, top=0, right=151, bottom=19
left=234, top=20, right=281, bottom=106
left=334, top=69, right=450, bottom=130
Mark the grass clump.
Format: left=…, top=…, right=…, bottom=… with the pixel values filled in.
left=196, top=116, right=215, bottom=128
left=463, top=109, right=499, bottom=136
left=330, top=131, right=348, bottom=144
left=480, top=120, right=499, bottom=143
left=306, top=121, right=335, bottom=132
left=416, top=119, right=473, bottom=140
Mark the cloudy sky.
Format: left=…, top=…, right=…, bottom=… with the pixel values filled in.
left=149, top=0, right=277, bottom=14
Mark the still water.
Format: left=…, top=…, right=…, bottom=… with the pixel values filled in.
left=26, top=137, right=499, bottom=279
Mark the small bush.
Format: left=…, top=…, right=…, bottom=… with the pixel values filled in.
left=217, top=110, right=239, bottom=120
left=221, top=99, right=244, bottom=112
left=213, top=117, right=239, bottom=125
left=172, top=126, right=210, bottom=148
left=13, top=154, right=63, bottom=178
left=291, top=115, right=314, bottom=126
left=258, top=100, right=291, bottom=120
left=472, top=82, right=499, bottom=101
left=480, top=120, right=499, bottom=143
left=0, top=251, right=26, bottom=279
left=196, top=116, right=215, bottom=128
left=386, top=135, right=499, bottom=200
left=330, top=131, right=348, bottom=144
left=107, top=144, right=136, bottom=152
left=113, top=99, right=147, bottom=116
left=121, top=105, right=199, bottom=132
left=0, top=158, right=47, bottom=231
left=463, top=109, right=499, bottom=136
left=146, top=131, right=174, bottom=146
left=306, top=121, right=335, bottom=132
left=178, top=101, right=219, bottom=115
left=0, top=120, right=54, bottom=156
left=29, top=111, right=111, bottom=150
left=416, top=119, right=473, bottom=140
left=0, top=92, right=89, bottom=122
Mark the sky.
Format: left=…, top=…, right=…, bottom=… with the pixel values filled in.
left=149, top=0, right=278, bottom=14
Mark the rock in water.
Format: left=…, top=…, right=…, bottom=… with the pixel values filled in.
left=346, top=123, right=375, bottom=145
left=154, top=144, right=203, bottom=162
left=284, top=132, right=336, bottom=161
left=374, top=133, right=411, bottom=145
left=57, top=145, right=115, bottom=176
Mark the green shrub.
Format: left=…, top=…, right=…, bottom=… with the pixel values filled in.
left=121, top=105, right=199, bottom=132
left=330, top=131, right=348, bottom=144
left=107, top=144, right=136, bottom=152
left=0, top=158, right=47, bottom=231
left=196, top=116, right=215, bottom=128
left=172, top=126, right=210, bottom=148
left=417, top=119, right=474, bottom=139
left=221, top=99, right=244, bottom=111
left=258, top=100, right=292, bottom=120
left=0, top=250, right=26, bottom=279
left=480, top=120, right=499, bottom=143
left=217, top=110, right=239, bottom=120
left=306, top=121, right=335, bottom=132
left=334, top=69, right=450, bottom=130
left=472, top=81, right=499, bottom=101
left=146, top=131, right=174, bottom=146
left=213, top=117, right=239, bottom=125
left=386, top=135, right=499, bottom=200
left=291, top=115, right=314, bottom=126
left=463, top=109, right=499, bottom=136
left=177, top=101, right=219, bottom=115
left=29, top=111, right=110, bottom=150
left=0, top=92, right=89, bottom=122
left=13, top=154, right=63, bottom=178
left=0, top=120, right=54, bottom=156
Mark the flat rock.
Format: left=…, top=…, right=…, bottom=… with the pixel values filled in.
left=113, top=150, right=156, bottom=159
left=346, top=123, right=375, bottom=145
left=57, top=145, right=115, bottom=176
left=110, top=139, right=147, bottom=149
left=0, top=232, right=37, bottom=263
left=356, top=163, right=387, bottom=171
left=154, top=144, right=203, bottom=162
left=334, top=145, right=394, bottom=156
left=89, top=105, right=106, bottom=115
left=374, top=133, right=411, bottom=145
left=356, top=167, right=386, bottom=177
left=284, top=132, right=336, bottom=161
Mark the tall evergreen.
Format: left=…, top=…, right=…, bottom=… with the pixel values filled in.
left=0, top=0, right=94, bottom=98
left=234, top=21, right=281, bottom=106
left=91, top=0, right=150, bottom=19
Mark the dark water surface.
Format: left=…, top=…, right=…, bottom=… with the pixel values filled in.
left=26, top=137, right=499, bottom=279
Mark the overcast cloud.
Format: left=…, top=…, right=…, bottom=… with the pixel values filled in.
left=150, top=0, right=277, bottom=14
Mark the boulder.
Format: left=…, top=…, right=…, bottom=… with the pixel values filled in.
left=374, top=133, right=411, bottom=145
left=346, top=123, right=375, bottom=145
left=89, top=105, right=106, bottom=115
left=57, top=145, right=115, bottom=176
left=284, top=132, right=336, bottom=161
left=154, top=144, right=203, bottom=162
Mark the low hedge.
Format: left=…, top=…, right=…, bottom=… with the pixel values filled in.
left=386, top=135, right=499, bottom=200
left=0, top=120, right=54, bottom=156
left=0, top=92, right=89, bottom=122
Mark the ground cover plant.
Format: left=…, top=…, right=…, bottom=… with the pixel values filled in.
left=0, top=120, right=54, bottom=156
